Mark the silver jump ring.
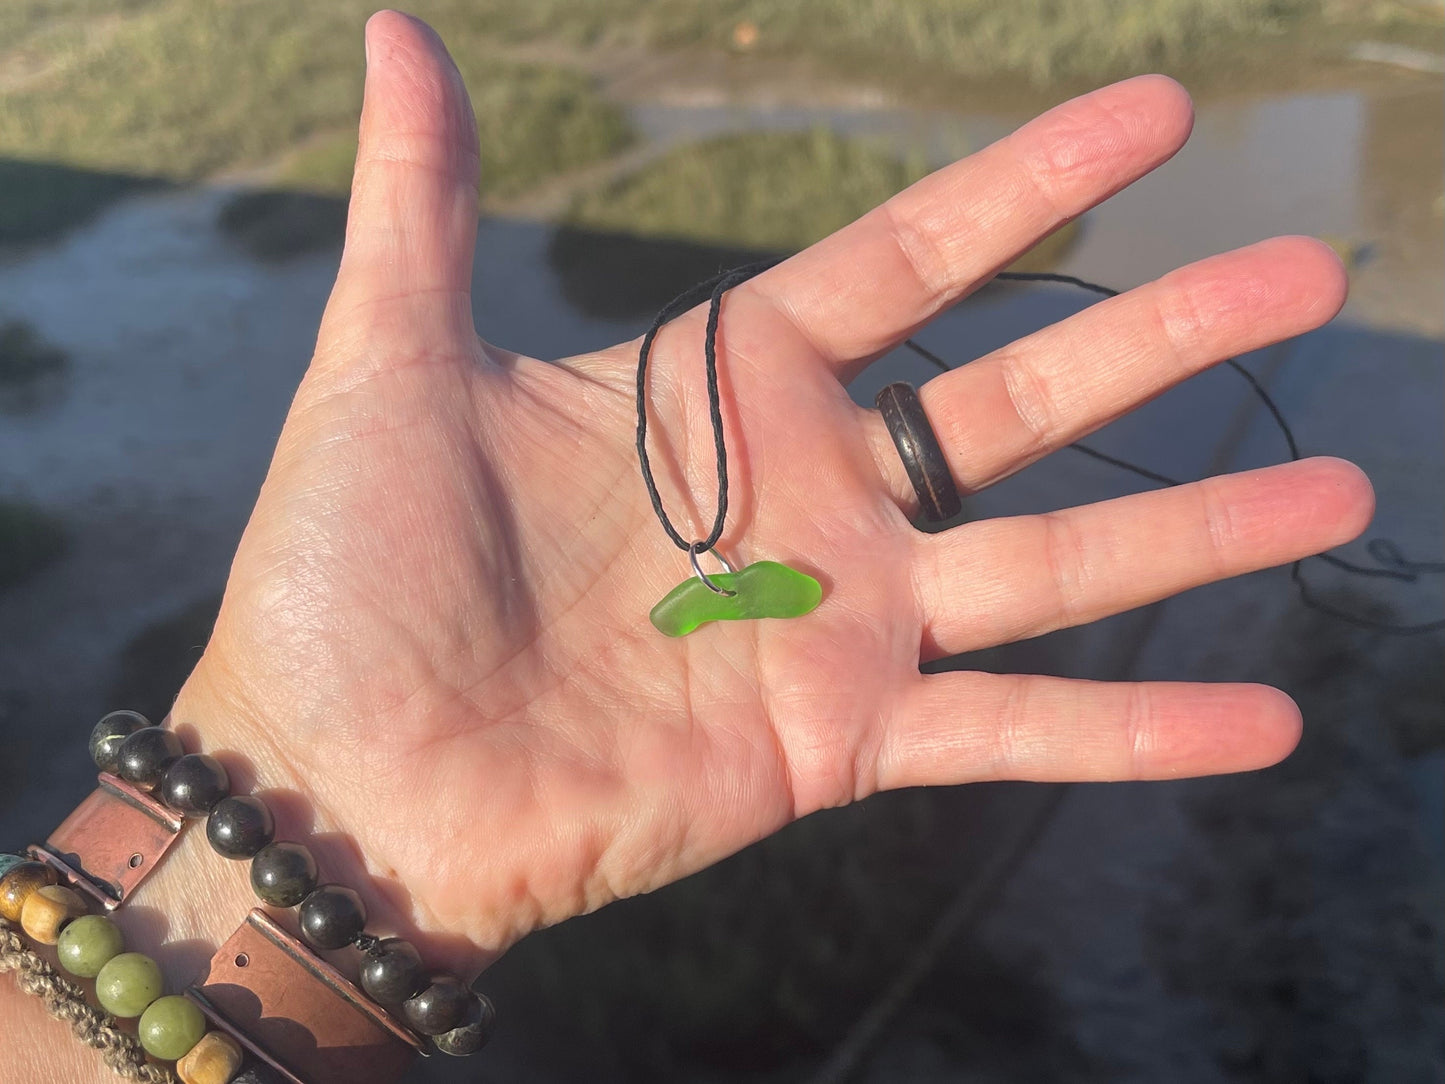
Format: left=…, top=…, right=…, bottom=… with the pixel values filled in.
left=689, top=542, right=738, bottom=597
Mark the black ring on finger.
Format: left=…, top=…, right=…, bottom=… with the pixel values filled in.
left=874, top=381, right=962, bottom=523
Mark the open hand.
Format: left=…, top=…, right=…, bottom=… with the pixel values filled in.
left=175, top=11, right=1373, bottom=966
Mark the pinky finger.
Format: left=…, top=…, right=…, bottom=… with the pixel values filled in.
left=877, top=672, right=1302, bottom=789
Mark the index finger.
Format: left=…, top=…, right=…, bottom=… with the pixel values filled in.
left=744, top=75, right=1195, bottom=382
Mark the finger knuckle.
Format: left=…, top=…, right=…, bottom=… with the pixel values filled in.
left=999, top=352, right=1062, bottom=459
left=1122, top=683, right=1154, bottom=776
left=1039, top=511, right=1092, bottom=626
left=882, top=199, right=957, bottom=311
left=1198, top=478, right=1242, bottom=578
left=1014, top=98, right=1131, bottom=214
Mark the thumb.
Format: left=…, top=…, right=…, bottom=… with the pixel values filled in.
left=320, top=11, right=481, bottom=360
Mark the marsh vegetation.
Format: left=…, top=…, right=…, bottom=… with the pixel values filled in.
left=2, top=0, right=1436, bottom=253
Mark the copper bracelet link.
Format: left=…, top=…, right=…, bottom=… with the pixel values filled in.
left=28, top=772, right=184, bottom=910
left=26, top=745, right=428, bottom=1082
left=187, top=909, right=427, bottom=1084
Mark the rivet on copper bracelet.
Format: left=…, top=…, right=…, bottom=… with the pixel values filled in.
left=28, top=773, right=183, bottom=910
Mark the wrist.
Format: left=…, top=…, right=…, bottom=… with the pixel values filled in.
left=170, top=663, right=501, bottom=1064
left=170, top=656, right=502, bottom=975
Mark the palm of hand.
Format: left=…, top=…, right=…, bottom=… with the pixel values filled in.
left=206, top=286, right=917, bottom=949
left=179, top=13, right=1371, bottom=958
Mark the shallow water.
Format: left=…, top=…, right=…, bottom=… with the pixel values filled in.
left=0, top=76, right=1440, bottom=1082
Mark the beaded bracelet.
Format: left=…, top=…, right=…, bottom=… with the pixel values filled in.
left=87, top=711, right=497, bottom=1058
left=7, top=710, right=498, bottom=1082
left=0, top=854, right=278, bottom=1083
left=20, top=783, right=423, bottom=1084
left=0, top=910, right=176, bottom=1084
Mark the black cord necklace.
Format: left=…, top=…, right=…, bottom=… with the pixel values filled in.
left=636, top=260, right=821, bottom=637
left=636, top=263, right=1443, bottom=638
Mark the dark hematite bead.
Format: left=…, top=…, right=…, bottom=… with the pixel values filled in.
left=402, top=974, right=472, bottom=1036
left=359, top=938, right=425, bottom=1006
left=298, top=884, right=367, bottom=950
left=160, top=753, right=230, bottom=816
left=88, top=711, right=151, bottom=774
left=249, top=842, right=317, bottom=908
left=206, top=795, right=275, bottom=859
left=432, top=993, right=496, bottom=1056
left=232, top=1061, right=287, bottom=1084
left=116, top=727, right=184, bottom=791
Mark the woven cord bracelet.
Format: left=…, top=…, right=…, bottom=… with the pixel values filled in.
left=0, top=855, right=247, bottom=1083
left=0, top=915, right=176, bottom=1084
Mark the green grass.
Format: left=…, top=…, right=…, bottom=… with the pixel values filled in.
left=0, top=498, right=67, bottom=591
left=568, top=128, right=928, bottom=253
left=558, top=128, right=1080, bottom=295
left=2, top=0, right=1435, bottom=248
left=551, top=128, right=929, bottom=317
left=482, top=0, right=1313, bottom=83
left=272, top=63, right=632, bottom=199
left=215, top=59, right=634, bottom=260
left=5, top=0, right=1432, bottom=192
left=0, top=0, right=631, bottom=238
left=431, top=0, right=1441, bottom=87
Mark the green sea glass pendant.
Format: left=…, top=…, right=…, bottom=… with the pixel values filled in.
left=650, top=560, right=822, bottom=637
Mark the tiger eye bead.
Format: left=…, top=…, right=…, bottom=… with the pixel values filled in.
left=116, top=726, right=184, bottom=791
left=20, top=884, right=87, bottom=944
left=298, top=884, right=366, bottom=950
left=95, top=951, right=164, bottom=1018
left=0, top=860, right=57, bottom=922
left=138, top=994, right=207, bottom=1060
left=89, top=710, right=151, bottom=774
left=0, top=853, right=28, bottom=881
left=206, top=795, right=275, bottom=860
left=177, top=1030, right=244, bottom=1084
left=57, top=913, right=126, bottom=978
left=432, top=993, right=496, bottom=1056
left=359, top=938, right=425, bottom=1005
left=249, top=842, right=317, bottom=908
left=161, top=753, right=230, bottom=816
left=402, top=974, right=472, bottom=1036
